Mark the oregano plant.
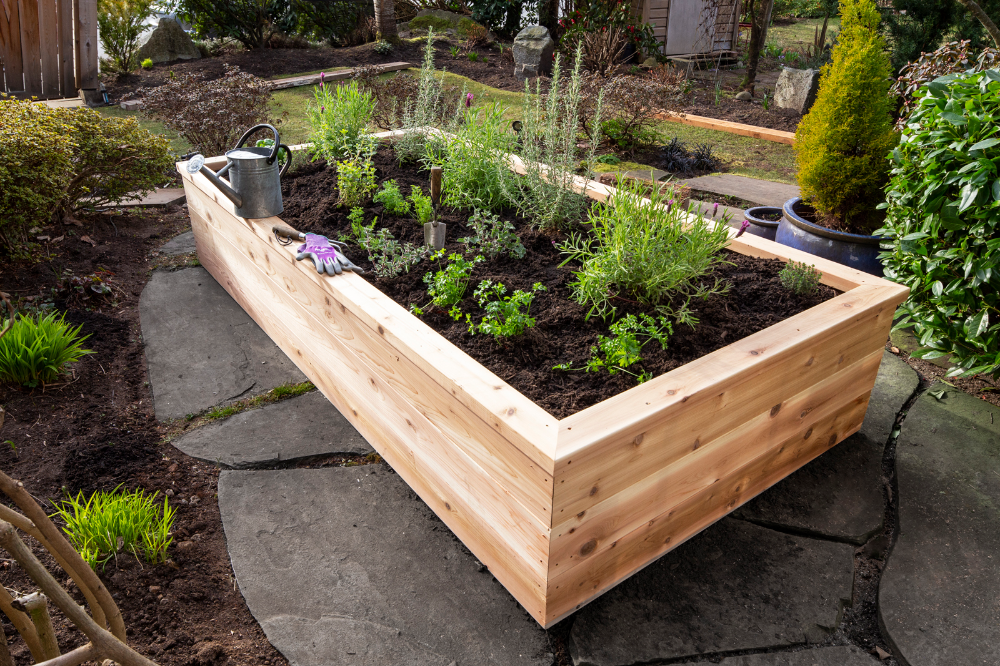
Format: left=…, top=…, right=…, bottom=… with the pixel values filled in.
left=878, top=69, right=1000, bottom=378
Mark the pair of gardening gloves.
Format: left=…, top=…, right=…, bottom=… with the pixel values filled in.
left=295, top=234, right=364, bottom=276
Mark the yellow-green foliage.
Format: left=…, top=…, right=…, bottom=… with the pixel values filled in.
left=0, top=98, right=74, bottom=253
left=793, top=0, right=898, bottom=233
left=0, top=98, right=172, bottom=254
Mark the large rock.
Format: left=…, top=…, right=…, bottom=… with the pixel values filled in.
left=513, top=25, right=554, bottom=81
left=568, top=518, right=855, bottom=665
left=879, top=383, right=1000, bottom=666
left=735, top=352, right=919, bottom=543
left=774, top=67, right=820, bottom=115
left=218, top=467, right=551, bottom=666
left=137, top=17, right=201, bottom=64
left=171, top=391, right=372, bottom=467
left=139, top=267, right=305, bottom=421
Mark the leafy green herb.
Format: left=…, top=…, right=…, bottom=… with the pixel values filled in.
left=409, top=185, right=435, bottom=225
left=373, top=179, right=411, bottom=216
left=468, top=281, right=546, bottom=341
left=422, top=252, right=483, bottom=307
left=779, top=261, right=822, bottom=295
left=459, top=209, right=525, bottom=259
left=554, top=313, right=672, bottom=382
left=359, top=227, right=423, bottom=278
left=336, top=155, right=377, bottom=209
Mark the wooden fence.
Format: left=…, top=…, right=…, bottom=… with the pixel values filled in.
left=0, top=0, right=98, bottom=100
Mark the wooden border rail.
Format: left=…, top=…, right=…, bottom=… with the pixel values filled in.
left=656, top=111, right=797, bottom=144
left=179, top=130, right=905, bottom=627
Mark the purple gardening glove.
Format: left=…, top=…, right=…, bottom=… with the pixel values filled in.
left=296, top=233, right=364, bottom=275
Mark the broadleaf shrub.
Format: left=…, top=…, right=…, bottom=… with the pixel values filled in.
left=97, top=0, right=155, bottom=72
left=878, top=69, right=1000, bottom=379
left=0, top=312, right=93, bottom=387
left=140, top=65, right=284, bottom=156
left=559, top=0, right=660, bottom=63
left=177, top=0, right=288, bottom=49
left=794, top=0, right=898, bottom=233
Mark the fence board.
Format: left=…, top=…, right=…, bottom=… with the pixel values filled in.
left=74, top=0, right=95, bottom=89
left=38, top=0, right=58, bottom=95
left=1, top=0, right=25, bottom=91
left=18, top=0, right=41, bottom=95
left=58, top=0, right=73, bottom=93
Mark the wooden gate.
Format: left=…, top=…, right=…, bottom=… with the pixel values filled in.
left=0, top=0, right=98, bottom=99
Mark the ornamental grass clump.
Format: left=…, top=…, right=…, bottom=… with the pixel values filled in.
left=879, top=69, right=1000, bottom=379
left=0, top=312, right=93, bottom=388
left=52, top=485, right=176, bottom=569
left=559, top=178, right=731, bottom=323
left=793, top=0, right=898, bottom=233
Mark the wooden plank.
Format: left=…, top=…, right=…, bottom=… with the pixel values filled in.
left=552, top=283, right=901, bottom=521
left=656, top=110, right=796, bottom=144
left=547, top=349, right=882, bottom=576
left=18, top=0, right=40, bottom=96
left=183, top=177, right=556, bottom=526
left=0, top=0, right=24, bottom=91
left=544, top=390, right=871, bottom=625
left=182, top=156, right=559, bottom=471
left=74, top=0, right=95, bottom=90
left=37, top=0, right=56, bottom=96
left=187, top=196, right=552, bottom=623
left=57, top=0, right=73, bottom=94
left=267, top=62, right=411, bottom=90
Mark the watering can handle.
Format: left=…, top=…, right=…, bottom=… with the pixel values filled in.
left=278, top=144, right=292, bottom=178
left=234, top=123, right=281, bottom=164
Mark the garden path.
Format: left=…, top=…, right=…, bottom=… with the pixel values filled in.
left=138, top=242, right=999, bottom=666
left=681, top=174, right=801, bottom=208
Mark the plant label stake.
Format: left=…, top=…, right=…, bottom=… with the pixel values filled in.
left=424, top=166, right=446, bottom=251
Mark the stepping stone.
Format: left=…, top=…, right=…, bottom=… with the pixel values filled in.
left=158, top=230, right=196, bottom=256
left=218, top=467, right=551, bottom=666
left=623, top=168, right=669, bottom=182
left=140, top=267, right=306, bottom=421
left=171, top=391, right=372, bottom=468
left=879, top=383, right=1000, bottom=666
left=675, top=645, right=879, bottom=665
left=682, top=174, right=800, bottom=208
left=568, top=518, right=854, bottom=666
left=110, top=187, right=186, bottom=208
left=736, top=352, right=919, bottom=543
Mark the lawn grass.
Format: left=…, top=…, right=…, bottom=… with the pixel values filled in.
left=653, top=121, right=797, bottom=183
left=97, top=105, right=192, bottom=153
left=768, top=17, right=841, bottom=51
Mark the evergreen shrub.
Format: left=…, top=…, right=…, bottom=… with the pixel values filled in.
left=794, top=0, right=898, bottom=234
left=879, top=69, right=1000, bottom=378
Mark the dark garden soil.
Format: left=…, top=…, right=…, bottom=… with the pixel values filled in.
left=0, top=210, right=295, bottom=665
left=102, top=37, right=802, bottom=133
left=279, top=144, right=836, bottom=418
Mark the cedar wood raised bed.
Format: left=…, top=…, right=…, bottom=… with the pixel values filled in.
left=178, top=131, right=908, bottom=627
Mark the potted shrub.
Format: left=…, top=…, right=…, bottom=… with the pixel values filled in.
left=777, top=0, right=898, bottom=275
left=878, top=69, right=1000, bottom=379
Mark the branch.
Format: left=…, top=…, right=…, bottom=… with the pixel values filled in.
left=0, top=292, right=13, bottom=343
left=0, top=585, right=42, bottom=662
left=955, top=0, right=1000, bottom=47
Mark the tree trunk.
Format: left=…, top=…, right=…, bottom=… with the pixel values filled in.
left=955, top=0, right=1000, bottom=47
left=374, top=0, right=398, bottom=41
left=741, top=0, right=774, bottom=91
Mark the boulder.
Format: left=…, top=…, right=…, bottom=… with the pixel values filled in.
left=735, top=90, right=753, bottom=101
left=774, top=67, right=820, bottom=114
left=408, top=10, right=490, bottom=39
left=513, top=25, right=554, bottom=81
left=137, top=17, right=201, bottom=64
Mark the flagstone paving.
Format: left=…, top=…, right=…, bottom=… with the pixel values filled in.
left=879, top=383, right=1000, bottom=666
left=142, top=260, right=1000, bottom=666
left=158, top=230, right=196, bottom=256
left=681, top=174, right=801, bottom=208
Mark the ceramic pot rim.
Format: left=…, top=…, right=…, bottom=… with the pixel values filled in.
left=782, top=197, right=882, bottom=246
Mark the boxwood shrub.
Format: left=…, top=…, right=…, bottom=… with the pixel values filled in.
left=878, top=69, right=1000, bottom=378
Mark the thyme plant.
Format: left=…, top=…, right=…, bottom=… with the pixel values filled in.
left=779, top=261, right=822, bottom=295
left=558, top=178, right=731, bottom=322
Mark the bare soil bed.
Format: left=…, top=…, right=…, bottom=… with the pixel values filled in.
left=0, top=209, right=294, bottom=666
left=279, top=144, right=836, bottom=418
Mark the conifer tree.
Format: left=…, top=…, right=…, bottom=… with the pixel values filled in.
left=794, top=0, right=898, bottom=233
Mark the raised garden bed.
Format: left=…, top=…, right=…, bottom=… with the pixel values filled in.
left=179, top=132, right=907, bottom=627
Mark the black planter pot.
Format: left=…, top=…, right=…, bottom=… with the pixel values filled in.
left=775, top=198, right=884, bottom=276
left=742, top=206, right=782, bottom=241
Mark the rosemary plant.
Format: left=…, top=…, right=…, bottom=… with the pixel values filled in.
left=396, top=29, right=447, bottom=164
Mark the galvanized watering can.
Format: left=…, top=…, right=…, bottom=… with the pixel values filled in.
left=186, top=124, right=291, bottom=219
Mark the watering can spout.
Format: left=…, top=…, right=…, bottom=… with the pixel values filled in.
left=186, top=154, right=244, bottom=209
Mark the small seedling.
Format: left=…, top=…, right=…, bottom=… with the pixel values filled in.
left=347, top=206, right=373, bottom=241
left=359, top=227, right=423, bottom=278
left=141, top=58, right=153, bottom=70
left=5, top=441, right=15, bottom=457
left=458, top=209, right=525, bottom=260
left=555, top=313, right=672, bottom=382
left=468, top=51, right=479, bottom=62
left=779, top=261, right=822, bottom=295
left=761, top=88, right=771, bottom=111
left=481, top=55, right=489, bottom=64
left=450, top=45, right=461, bottom=57
left=468, top=281, right=546, bottom=341
left=373, top=179, right=411, bottom=215
left=714, top=80, right=723, bottom=106
left=373, top=39, right=393, bottom=55
left=409, top=185, right=434, bottom=225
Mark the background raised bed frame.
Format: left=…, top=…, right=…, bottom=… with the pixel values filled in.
left=178, top=136, right=908, bottom=628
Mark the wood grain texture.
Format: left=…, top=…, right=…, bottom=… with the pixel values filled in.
left=73, top=0, right=95, bottom=89
left=37, top=0, right=57, bottom=95
left=57, top=0, right=73, bottom=93
left=656, top=111, right=796, bottom=144
left=18, top=0, right=40, bottom=96
left=1, top=0, right=25, bottom=91
left=544, top=390, right=871, bottom=625
left=186, top=191, right=551, bottom=623
left=183, top=176, right=555, bottom=526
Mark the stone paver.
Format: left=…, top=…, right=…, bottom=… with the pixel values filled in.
left=675, top=645, right=878, bottom=665
left=736, top=352, right=919, bottom=543
left=568, top=518, right=854, bottom=666
left=682, top=174, right=800, bottom=208
left=879, top=383, right=1000, bottom=666
left=218, top=467, right=551, bottom=666
left=158, top=230, right=196, bottom=256
left=171, top=391, right=372, bottom=467
left=114, top=187, right=186, bottom=208
left=140, top=267, right=305, bottom=421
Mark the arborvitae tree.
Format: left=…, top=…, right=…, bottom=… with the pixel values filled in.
left=794, top=0, right=898, bottom=234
